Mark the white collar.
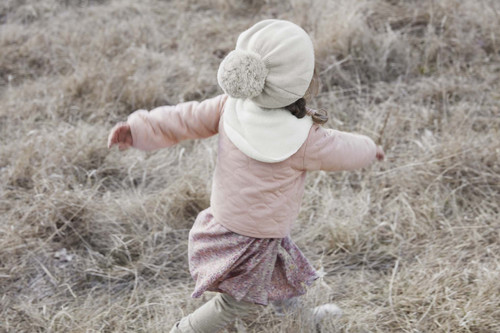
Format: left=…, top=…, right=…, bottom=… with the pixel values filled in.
left=223, top=97, right=312, bottom=163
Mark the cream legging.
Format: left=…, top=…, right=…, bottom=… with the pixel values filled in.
left=170, top=293, right=259, bottom=333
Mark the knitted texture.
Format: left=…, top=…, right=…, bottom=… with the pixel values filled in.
left=217, top=50, right=268, bottom=99
left=218, top=19, right=315, bottom=108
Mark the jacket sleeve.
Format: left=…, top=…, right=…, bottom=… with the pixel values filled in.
left=303, top=124, right=377, bottom=171
left=127, top=94, right=228, bottom=151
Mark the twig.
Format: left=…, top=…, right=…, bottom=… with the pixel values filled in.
left=388, top=259, right=400, bottom=321
left=377, top=106, right=394, bottom=146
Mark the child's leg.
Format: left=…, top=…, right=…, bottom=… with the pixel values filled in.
left=272, top=297, right=342, bottom=331
left=271, top=296, right=301, bottom=316
left=170, top=293, right=258, bottom=333
left=272, top=297, right=342, bottom=317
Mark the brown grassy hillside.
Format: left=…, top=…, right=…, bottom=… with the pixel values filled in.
left=1, top=0, right=499, bottom=332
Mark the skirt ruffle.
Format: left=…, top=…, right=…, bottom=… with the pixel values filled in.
left=188, top=208, right=318, bottom=305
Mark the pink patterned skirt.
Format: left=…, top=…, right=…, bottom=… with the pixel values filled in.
left=188, top=208, right=318, bottom=305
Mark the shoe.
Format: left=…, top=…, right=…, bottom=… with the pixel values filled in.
left=312, top=303, right=342, bottom=322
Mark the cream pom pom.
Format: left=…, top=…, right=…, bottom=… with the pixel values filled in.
left=217, top=49, right=268, bottom=99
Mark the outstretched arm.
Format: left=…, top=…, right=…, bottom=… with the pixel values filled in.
left=303, top=125, right=383, bottom=171
left=109, top=94, right=228, bottom=151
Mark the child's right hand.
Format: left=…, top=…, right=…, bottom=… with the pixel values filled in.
left=108, top=122, right=133, bottom=150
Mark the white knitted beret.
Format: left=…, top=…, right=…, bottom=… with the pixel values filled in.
left=217, top=19, right=315, bottom=109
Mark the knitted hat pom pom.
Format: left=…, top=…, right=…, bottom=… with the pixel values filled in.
left=217, top=49, right=268, bottom=99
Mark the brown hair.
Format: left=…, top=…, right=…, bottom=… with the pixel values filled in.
left=284, top=67, right=328, bottom=125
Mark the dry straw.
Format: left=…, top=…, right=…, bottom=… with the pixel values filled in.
left=1, top=0, right=499, bottom=331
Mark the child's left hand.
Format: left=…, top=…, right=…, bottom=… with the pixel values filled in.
left=108, top=122, right=133, bottom=150
left=376, top=145, right=385, bottom=161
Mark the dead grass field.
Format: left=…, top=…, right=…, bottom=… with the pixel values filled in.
left=1, top=0, right=499, bottom=332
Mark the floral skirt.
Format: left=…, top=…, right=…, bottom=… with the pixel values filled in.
left=188, top=208, right=318, bottom=305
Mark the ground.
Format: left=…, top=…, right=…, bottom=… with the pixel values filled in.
left=0, top=0, right=499, bottom=332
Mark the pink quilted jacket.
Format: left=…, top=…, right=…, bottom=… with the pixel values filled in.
left=128, top=94, right=377, bottom=238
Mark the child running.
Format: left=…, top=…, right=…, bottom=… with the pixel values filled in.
left=108, top=19, right=384, bottom=332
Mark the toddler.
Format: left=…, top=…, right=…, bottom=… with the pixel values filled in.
left=108, top=19, right=384, bottom=332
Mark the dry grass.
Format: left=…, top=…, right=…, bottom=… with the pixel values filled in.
left=1, top=0, right=499, bottom=332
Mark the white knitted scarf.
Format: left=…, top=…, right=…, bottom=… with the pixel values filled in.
left=223, top=97, right=313, bottom=163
